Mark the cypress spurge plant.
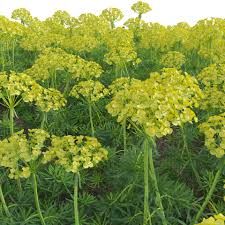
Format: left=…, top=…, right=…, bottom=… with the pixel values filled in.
left=193, top=113, right=225, bottom=224
left=43, top=135, right=108, bottom=225
left=0, top=129, right=51, bottom=225
left=70, top=80, right=109, bottom=137
left=106, top=68, right=203, bottom=225
left=0, top=71, right=67, bottom=129
left=101, top=8, right=124, bottom=29
left=103, top=27, right=141, bottom=77
left=109, top=77, right=139, bottom=152
left=25, top=47, right=103, bottom=92
left=131, top=1, right=152, bottom=19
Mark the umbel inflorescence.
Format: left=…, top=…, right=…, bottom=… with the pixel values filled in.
left=0, top=71, right=66, bottom=112
left=199, top=113, right=225, bottom=158
left=107, top=68, right=203, bottom=137
left=0, top=129, right=108, bottom=179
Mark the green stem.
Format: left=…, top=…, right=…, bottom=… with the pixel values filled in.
left=12, top=40, right=15, bottom=70
left=88, top=103, right=95, bottom=137
left=32, top=173, right=46, bottom=225
left=1, top=44, right=5, bottom=71
left=41, top=112, right=48, bottom=129
left=181, top=125, right=202, bottom=188
left=123, top=119, right=127, bottom=152
left=148, top=137, right=167, bottom=225
left=0, top=184, right=12, bottom=221
left=193, top=157, right=225, bottom=224
left=9, top=102, right=22, bottom=192
left=74, top=173, right=79, bottom=225
left=63, top=75, right=72, bottom=96
left=143, top=138, right=151, bottom=225
left=9, top=105, right=14, bottom=135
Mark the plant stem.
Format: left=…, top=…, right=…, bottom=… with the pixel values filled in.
left=148, top=137, right=167, bottom=225
left=88, top=103, right=95, bottom=137
left=74, top=173, right=79, bottom=225
left=0, top=184, right=12, bottom=221
left=9, top=105, right=14, bottom=135
left=32, top=173, right=46, bottom=225
left=143, top=138, right=151, bottom=225
left=9, top=102, right=22, bottom=192
left=123, top=119, right=127, bottom=152
left=193, top=157, right=225, bottom=224
left=181, top=125, right=202, bottom=188
left=41, top=112, right=48, bottom=129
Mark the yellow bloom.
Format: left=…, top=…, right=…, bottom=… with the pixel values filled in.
left=199, top=113, right=225, bottom=158
left=43, top=135, right=108, bottom=173
left=70, top=80, right=109, bottom=102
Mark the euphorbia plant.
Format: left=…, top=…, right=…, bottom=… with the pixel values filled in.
left=131, top=1, right=152, bottom=19
left=109, top=77, right=139, bottom=152
left=43, top=135, right=108, bottom=225
left=106, top=68, right=203, bottom=225
left=0, top=129, right=51, bottom=225
left=0, top=71, right=67, bottom=129
left=25, top=47, right=103, bottom=93
left=70, top=80, right=109, bottom=137
left=103, top=27, right=141, bottom=77
left=101, top=8, right=124, bottom=29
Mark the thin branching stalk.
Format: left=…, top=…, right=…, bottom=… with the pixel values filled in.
left=181, top=125, right=202, bottom=188
left=148, top=137, right=167, bottom=225
left=63, top=73, right=72, bottom=96
left=12, top=40, right=15, bottom=70
left=41, top=112, right=48, bottom=129
left=32, top=173, right=46, bottom=225
left=123, top=119, right=127, bottom=152
left=88, top=102, right=95, bottom=137
left=74, top=173, right=79, bottom=225
left=193, top=157, right=225, bottom=224
left=0, top=184, right=13, bottom=222
left=9, top=103, right=14, bottom=135
left=143, top=138, right=151, bottom=225
left=9, top=97, right=22, bottom=192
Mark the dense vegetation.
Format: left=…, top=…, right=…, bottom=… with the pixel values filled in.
left=0, top=1, right=224, bottom=225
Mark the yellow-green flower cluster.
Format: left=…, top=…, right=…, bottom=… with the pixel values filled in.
left=11, top=8, right=33, bottom=26
left=109, top=77, right=139, bottom=95
left=199, top=113, right=225, bottom=158
left=197, top=64, right=225, bottom=111
left=131, top=1, right=152, bottom=18
left=70, top=80, right=109, bottom=102
left=0, top=71, right=66, bottom=112
left=31, top=88, right=67, bottom=112
left=104, top=27, right=140, bottom=66
left=0, top=129, right=50, bottom=179
left=184, top=18, right=225, bottom=63
left=107, top=68, right=203, bottom=137
left=160, top=51, right=186, bottom=69
left=101, top=8, right=123, bottom=28
left=195, top=213, right=225, bottom=225
left=138, top=22, right=170, bottom=51
left=124, top=17, right=146, bottom=32
left=26, top=48, right=103, bottom=81
left=0, top=15, right=24, bottom=42
left=43, top=135, right=108, bottom=173
left=46, top=10, right=77, bottom=28
left=20, top=18, right=64, bottom=51
left=61, top=13, right=110, bottom=53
